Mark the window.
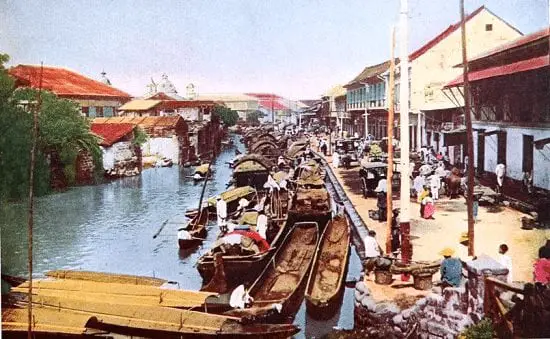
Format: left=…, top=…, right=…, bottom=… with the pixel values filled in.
left=104, top=107, right=114, bottom=117
left=88, top=106, right=97, bottom=118
left=81, top=106, right=89, bottom=117
left=96, top=106, right=104, bottom=117
left=522, top=135, right=534, bottom=173
left=485, top=24, right=493, bottom=31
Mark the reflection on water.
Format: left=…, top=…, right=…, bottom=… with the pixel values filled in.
left=1, top=134, right=360, bottom=338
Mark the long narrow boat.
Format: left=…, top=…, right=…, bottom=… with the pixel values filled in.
left=178, top=208, right=209, bottom=249
left=225, top=221, right=320, bottom=322
left=304, top=215, right=351, bottom=317
left=3, top=294, right=299, bottom=338
left=44, top=270, right=167, bottom=286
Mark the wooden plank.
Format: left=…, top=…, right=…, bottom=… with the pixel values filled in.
left=45, top=270, right=166, bottom=286
left=485, top=277, right=524, bottom=294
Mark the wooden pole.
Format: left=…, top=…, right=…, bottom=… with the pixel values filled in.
left=197, top=153, right=215, bottom=212
left=386, top=28, right=396, bottom=255
left=399, top=0, right=412, bottom=278
left=460, top=0, right=475, bottom=256
left=27, top=62, right=43, bottom=339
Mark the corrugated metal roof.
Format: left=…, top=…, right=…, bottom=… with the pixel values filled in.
left=345, top=60, right=393, bottom=86
left=9, top=65, right=131, bottom=99
left=119, top=100, right=162, bottom=111
left=91, top=123, right=135, bottom=147
left=445, top=55, right=549, bottom=87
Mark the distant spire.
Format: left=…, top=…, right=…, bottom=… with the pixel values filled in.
left=100, top=70, right=111, bottom=85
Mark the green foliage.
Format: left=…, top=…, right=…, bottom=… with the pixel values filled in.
left=213, top=104, right=239, bottom=127
left=461, top=318, right=494, bottom=339
left=132, top=126, right=148, bottom=146
left=246, top=110, right=265, bottom=125
left=0, top=54, right=102, bottom=199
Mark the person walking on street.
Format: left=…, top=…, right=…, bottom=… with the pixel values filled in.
left=374, top=177, right=387, bottom=222
left=429, top=173, right=441, bottom=200
left=495, top=163, right=506, bottom=194
left=496, top=244, right=513, bottom=284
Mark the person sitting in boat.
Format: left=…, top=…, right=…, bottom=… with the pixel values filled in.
left=256, top=210, right=268, bottom=240
left=229, top=285, right=254, bottom=309
left=216, top=196, right=227, bottom=232
left=277, top=156, right=286, bottom=169
left=177, top=229, right=192, bottom=241
left=193, top=173, right=202, bottom=180
left=254, top=196, right=267, bottom=212
left=237, top=198, right=250, bottom=211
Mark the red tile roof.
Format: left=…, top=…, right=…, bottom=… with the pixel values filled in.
left=445, top=55, right=549, bottom=87
left=91, top=123, right=135, bottom=147
left=9, top=65, right=131, bottom=100
left=93, top=116, right=185, bottom=129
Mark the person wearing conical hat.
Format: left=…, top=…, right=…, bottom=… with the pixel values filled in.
left=439, top=247, right=462, bottom=289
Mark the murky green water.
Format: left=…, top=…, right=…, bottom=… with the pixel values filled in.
left=1, top=135, right=359, bottom=338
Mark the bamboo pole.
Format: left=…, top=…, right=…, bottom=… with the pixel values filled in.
left=27, top=62, right=44, bottom=339
left=460, top=0, right=475, bottom=256
left=386, top=27, right=396, bottom=255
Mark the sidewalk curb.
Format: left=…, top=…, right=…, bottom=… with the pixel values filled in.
left=318, top=154, right=372, bottom=261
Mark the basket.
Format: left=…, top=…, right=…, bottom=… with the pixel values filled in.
left=413, top=272, right=434, bottom=290
left=374, top=269, right=393, bottom=285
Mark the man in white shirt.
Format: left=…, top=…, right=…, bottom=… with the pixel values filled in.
left=216, top=196, right=227, bottom=231
left=429, top=174, right=441, bottom=200
left=363, top=230, right=381, bottom=278
left=256, top=211, right=268, bottom=240
left=495, top=163, right=506, bottom=194
left=496, top=244, right=513, bottom=284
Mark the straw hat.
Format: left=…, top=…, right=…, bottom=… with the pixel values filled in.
left=439, top=247, right=456, bottom=257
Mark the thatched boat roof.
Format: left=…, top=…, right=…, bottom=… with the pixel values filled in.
left=233, top=154, right=274, bottom=173
left=207, top=186, right=256, bottom=205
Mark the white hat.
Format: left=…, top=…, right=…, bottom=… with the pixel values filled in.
left=374, top=179, right=388, bottom=193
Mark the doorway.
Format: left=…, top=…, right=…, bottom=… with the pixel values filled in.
left=497, top=132, right=507, bottom=165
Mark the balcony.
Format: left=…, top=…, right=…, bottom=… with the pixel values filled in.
left=347, top=99, right=386, bottom=111
left=330, top=111, right=351, bottom=119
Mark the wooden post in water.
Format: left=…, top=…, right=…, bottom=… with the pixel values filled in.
left=197, top=153, right=215, bottom=212
left=460, top=0, right=475, bottom=256
left=27, top=62, right=43, bottom=339
left=386, top=28, right=396, bottom=255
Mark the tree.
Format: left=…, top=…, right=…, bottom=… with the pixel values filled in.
left=212, top=104, right=239, bottom=127
left=246, top=110, right=265, bottom=125
left=0, top=53, right=102, bottom=200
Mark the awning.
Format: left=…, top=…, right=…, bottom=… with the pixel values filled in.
left=119, top=100, right=162, bottom=111
left=445, top=55, right=549, bottom=88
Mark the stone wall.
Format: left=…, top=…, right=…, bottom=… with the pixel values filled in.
left=75, top=150, right=95, bottom=185
left=354, top=255, right=509, bottom=338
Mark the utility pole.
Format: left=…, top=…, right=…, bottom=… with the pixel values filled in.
left=27, top=62, right=43, bottom=339
left=363, top=84, right=369, bottom=138
left=417, top=112, right=422, bottom=151
left=460, top=0, right=475, bottom=256
left=271, top=95, right=275, bottom=130
left=386, top=27, right=396, bottom=255
left=399, top=0, right=412, bottom=275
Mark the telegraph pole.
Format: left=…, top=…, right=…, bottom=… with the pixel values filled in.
left=460, top=0, right=475, bottom=256
left=363, top=84, right=369, bottom=138
left=386, top=27, right=396, bottom=254
left=399, top=0, right=412, bottom=273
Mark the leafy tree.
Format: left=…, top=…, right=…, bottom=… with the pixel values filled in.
left=212, top=104, right=239, bottom=127
left=246, top=110, right=265, bottom=125
left=0, top=53, right=102, bottom=200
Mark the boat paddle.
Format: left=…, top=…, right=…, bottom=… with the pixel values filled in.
left=152, top=219, right=169, bottom=239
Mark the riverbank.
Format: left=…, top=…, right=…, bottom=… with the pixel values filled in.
left=319, top=151, right=548, bottom=302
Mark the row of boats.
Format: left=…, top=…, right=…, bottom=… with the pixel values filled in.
left=2, top=127, right=352, bottom=338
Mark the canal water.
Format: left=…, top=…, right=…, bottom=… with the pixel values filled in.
left=1, top=134, right=360, bottom=338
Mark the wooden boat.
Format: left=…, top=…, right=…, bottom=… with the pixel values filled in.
left=3, top=293, right=299, bottom=338
left=197, top=191, right=290, bottom=287
left=185, top=186, right=258, bottom=218
left=10, top=278, right=217, bottom=309
left=304, top=215, right=351, bottom=316
left=187, top=163, right=211, bottom=181
left=288, top=187, right=331, bottom=228
left=45, top=270, right=166, bottom=286
left=225, top=221, right=320, bottom=322
left=178, top=208, right=209, bottom=249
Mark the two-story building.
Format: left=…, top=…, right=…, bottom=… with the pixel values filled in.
left=407, top=6, right=522, bottom=160
left=345, top=61, right=393, bottom=139
left=444, top=27, right=549, bottom=193
left=9, top=65, right=131, bottom=116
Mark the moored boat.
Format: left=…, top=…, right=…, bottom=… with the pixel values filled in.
left=304, top=215, right=351, bottom=317
left=224, top=221, right=320, bottom=322
left=178, top=208, right=209, bottom=249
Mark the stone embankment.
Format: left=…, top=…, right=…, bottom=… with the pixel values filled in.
left=353, top=255, right=509, bottom=338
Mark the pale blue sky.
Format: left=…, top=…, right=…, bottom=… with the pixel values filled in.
left=1, top=0, right=547, bottom=99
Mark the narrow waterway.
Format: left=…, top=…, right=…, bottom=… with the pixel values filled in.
left=1, top=134, right=360, bottom=338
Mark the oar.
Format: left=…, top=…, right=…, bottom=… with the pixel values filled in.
left=152, top=219, right=169, bottom=239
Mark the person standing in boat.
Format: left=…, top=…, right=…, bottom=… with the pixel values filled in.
left=216, top=196, right=227, bottom=233
left=256, top=210, right=268, bottom=240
